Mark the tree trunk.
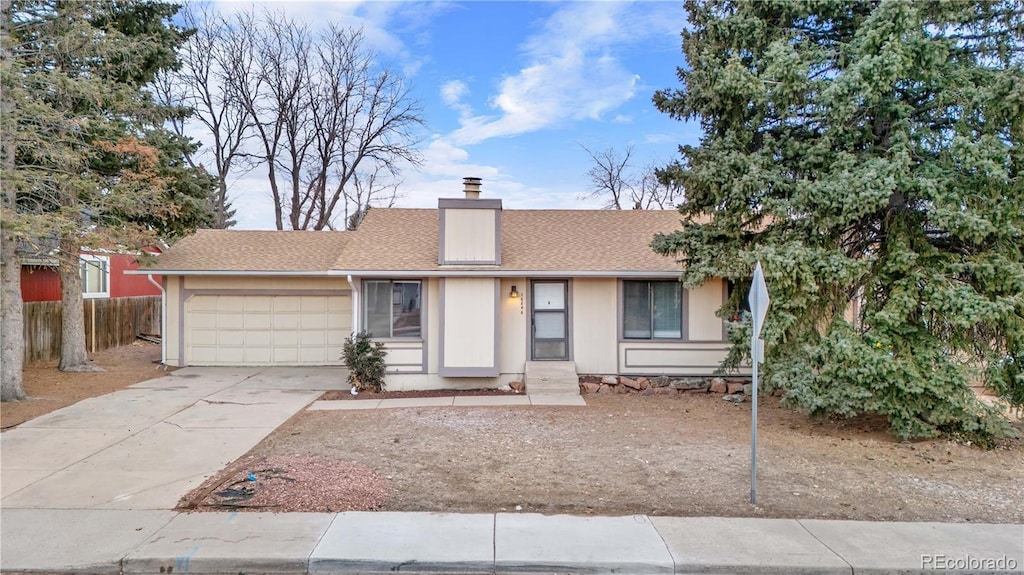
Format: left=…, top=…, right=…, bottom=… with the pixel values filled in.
left=0, top=0, right=25, bottom=401
left=216, top=179, right=227, bottom=228
left=57, top=238, right=102, bottom=372
left=0, top=229, right=25, bottom=400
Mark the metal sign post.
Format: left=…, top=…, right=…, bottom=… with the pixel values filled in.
left=748, top=262, right=770, bottom=505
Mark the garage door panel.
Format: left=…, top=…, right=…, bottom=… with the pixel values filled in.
left=273, top=348, right=299, bottom=363
left=218, top=297, right=246, bottom=312
left=188, top=297, right=220, bottom=312
left=328, top=313, right=351, bottom=330
left=246, top=331, right=271, bottom=346
left=191, top=347, right=218, bottom=363
left=245, top=297, right=272, bottom=312
left=300, top=314, right=327, bottom=330
left=273, top=331, right=299, bottom=346
left=190, top=313, right=218, bottom=329
left=327, top=329, right=348, bottom=346
left=217, top=331, right=245, bottom=346
left=218, top=347, right=245, bottom=364
left=218, top=315, right=245, bottom=330
left=244, top=348, right=272, bottom=363
left=301, top=297, right=327, bottom=312
left=191, top=329, right=218, bottom=346
left=300, top=347, right=328, bottom=363
left=300, top=331, right=325, bottom=346
left=186, top=294, right=350, bottom=366
left=274, top=297, right=301, bottom=312
left=245, top=314, right=271, bottom=330
left=273, top=315, right=299, bottom=330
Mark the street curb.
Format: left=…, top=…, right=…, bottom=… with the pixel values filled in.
left=2, top=510, right=1021, bottom=575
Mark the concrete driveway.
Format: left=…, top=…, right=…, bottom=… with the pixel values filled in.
left=1, top=367, right=342, bottom=510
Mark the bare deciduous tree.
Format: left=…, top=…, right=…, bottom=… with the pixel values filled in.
left=155, top=4, right=253, bottom=229
left=580, top=144, right=633, bottom=210
left=226, top=11, right=422, bottom=230
left=340, top=165, right=402, bottom=230
left=580, top=144, right=684, bottom=210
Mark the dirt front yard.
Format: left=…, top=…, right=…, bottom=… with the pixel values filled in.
left=184, top=393, right=1024, bottom=523
left=1, top=341, right=170, bottom=430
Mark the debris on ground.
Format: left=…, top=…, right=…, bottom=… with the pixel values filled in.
left=179, top=455, right=388, bottom=512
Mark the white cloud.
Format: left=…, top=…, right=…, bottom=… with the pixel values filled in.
left=440, top=80, right=467, bottom=106
left=446, top=2, right=675, bottom=146
left=207, top=1, right=445, bottom=76
left=420, top=138, right=500, bottom=179
left=643, top=133, right=676, bottom=144
left=439, top=79, right=473, bottom=118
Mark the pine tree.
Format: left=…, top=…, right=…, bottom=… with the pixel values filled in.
left=652, top=1, right=1024, bottom=440
left=1, top=0, right=214, bottom=387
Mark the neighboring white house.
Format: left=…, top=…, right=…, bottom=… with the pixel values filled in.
left=137, top=178, right=735, bottom=390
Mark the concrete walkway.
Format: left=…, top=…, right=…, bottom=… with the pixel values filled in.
left=2, top=367, right=1021, bottom=574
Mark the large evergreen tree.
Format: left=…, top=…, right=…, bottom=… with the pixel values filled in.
left=653, top=1, right=1024, bottom=440
left=1, top=0, right=213, bottom=393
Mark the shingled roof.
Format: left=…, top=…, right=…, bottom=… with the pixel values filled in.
left=148, top=229, right=349, bottom=272
left=149, top=208, right=686, bottom=274
left=333, top=208, right=684, bottom=272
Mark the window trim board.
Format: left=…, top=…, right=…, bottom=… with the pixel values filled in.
left=80, top=254, right=111, bottom=300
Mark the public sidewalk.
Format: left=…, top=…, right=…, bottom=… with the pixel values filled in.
left=1, top=508, right=1021, bottom=574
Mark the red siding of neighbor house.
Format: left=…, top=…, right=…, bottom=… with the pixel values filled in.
left=20, top=253, right=162, bottom=302
left=109, top=254, right=161, bottom=298
left=20, top=265, right=62, bottom=302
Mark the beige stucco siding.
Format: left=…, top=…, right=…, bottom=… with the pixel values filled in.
left=688, top=278, right=725, bottom=341
left=499, top=277, right=527, bottom=374
left=572, top=278, right=618, bottom=374
left=442, top=208, right=497, bottom=263
left=440, top=277, right=497, bottom=372
left=165, top=276, right=183, bottom=365
left=425, top=278, right=440, bottom=373
left=184, top=276, right=343, bottom=291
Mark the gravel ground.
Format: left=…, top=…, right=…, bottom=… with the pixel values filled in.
left=183, top=393, right=1024, bottom=522
left=181, top=455, right=387, bottom=512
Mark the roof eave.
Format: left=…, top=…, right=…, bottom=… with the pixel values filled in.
left=124, top=269, right=333, bottom=276
left=329, top=269, right=682, bottom=278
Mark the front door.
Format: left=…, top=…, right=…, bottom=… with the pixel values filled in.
left=531, top=281, right=568, bottom=360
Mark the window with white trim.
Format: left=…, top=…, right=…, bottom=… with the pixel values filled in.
left=363, top=280, right=422, bottom=338
left=79, top=255, right=110, bottom=299
left=623, top=280, right=683, bottom=339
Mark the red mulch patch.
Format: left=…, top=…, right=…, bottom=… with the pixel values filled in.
left=320, top=388, right=522, bottom=401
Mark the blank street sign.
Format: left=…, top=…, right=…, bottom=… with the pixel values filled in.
left=748, top=261, right=770, bottom=505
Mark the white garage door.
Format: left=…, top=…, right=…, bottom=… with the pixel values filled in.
left=185, top=294, right=350, bottom=366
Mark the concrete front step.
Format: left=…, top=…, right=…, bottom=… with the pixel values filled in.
left=525, top=361, right=579, bottom=396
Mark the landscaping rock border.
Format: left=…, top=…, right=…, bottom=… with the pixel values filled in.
left=578, top=375, right=753, bottom=397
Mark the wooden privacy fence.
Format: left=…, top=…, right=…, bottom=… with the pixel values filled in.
left=23, top=296, right=161, bottom=363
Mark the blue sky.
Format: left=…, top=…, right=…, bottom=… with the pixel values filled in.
left=205, top=1, right=702, bottom=229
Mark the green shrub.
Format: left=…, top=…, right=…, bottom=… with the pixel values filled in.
left=342, top=332, right=387, bottom=392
